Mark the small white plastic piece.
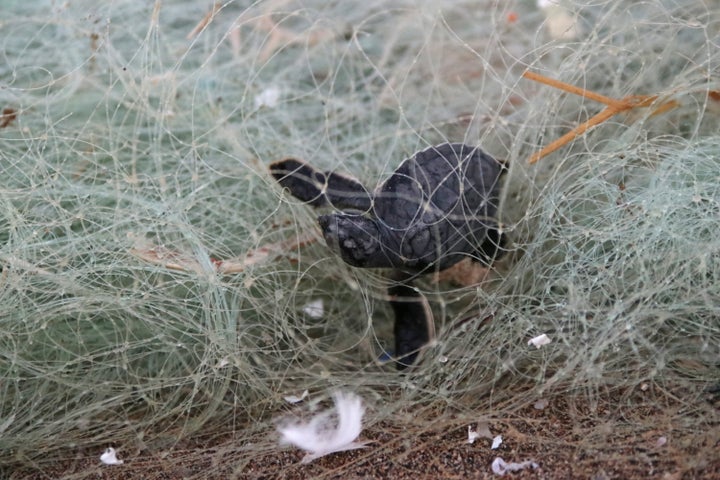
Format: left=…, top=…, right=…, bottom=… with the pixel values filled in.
left=254, top=86, right=281, bottom=109
left=100, top=447, right=124, bottom=465
left=302, top=299, right=324, bottom=319
left=528, top=333, right=552, bottom=349
left=468, top=422, right=493, bottom=444
left=468, top=425, right=481, bottom=444
left=283, top=389, right=309, bottom=404
left=491, top=457, right=539, bottom=476
left=537, top=0, right=579, bottom=40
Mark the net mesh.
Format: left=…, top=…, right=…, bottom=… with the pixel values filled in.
left=1, top=0, right=718, bottom=476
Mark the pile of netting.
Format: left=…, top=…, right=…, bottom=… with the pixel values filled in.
left=1, top=0, right=718, bottom=475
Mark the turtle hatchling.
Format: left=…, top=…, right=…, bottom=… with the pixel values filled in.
left=270, top=143, right=506, bottom=368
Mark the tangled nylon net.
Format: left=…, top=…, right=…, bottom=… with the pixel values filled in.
left=1, top=0, right=718, bottom=475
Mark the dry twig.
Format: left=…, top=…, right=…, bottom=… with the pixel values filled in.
left=130, top=233, right=317, bottom=275
left=524, top=71, right=678, bottom=164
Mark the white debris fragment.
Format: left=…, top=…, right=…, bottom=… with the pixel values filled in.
left=302, top=299, right=324, bottom=319
left=254, top=86, right=281, bottom=109
left=468, top=422, right=493, bottom=444
left=656, top=436, right=667, bottom=447
left=100, top=447, right=124, bottom=465
left=216, top=357, right=230, bottom=368
left=491, top=435, right=503, bottom=450
left=528, top=333, right=552, bottom=349
left=491, top=457, right=539, bottom=476
left=284, top=389, right=309, bottom=404
left=537, top=0, right=579, bottom=40
left=278, top=391, right=369, bottom=463
left=534, top=398, right=549, bottom=410
left=468, top=425, right=481, bottom=444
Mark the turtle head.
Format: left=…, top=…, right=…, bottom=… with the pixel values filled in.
left=318, top=212, right=388, bottom=268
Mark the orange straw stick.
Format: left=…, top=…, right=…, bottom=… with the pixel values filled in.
left=523, top=71, right=623, bottom=108
left=528, top=105, right=622, bottom=164
left=523, top=71, right=677, bottom=164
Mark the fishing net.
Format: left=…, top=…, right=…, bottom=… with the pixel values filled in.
left=1, top=0, right=718, bottom=477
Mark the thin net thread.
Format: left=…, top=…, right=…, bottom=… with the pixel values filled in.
left=1, top=0, right=719, bottom=473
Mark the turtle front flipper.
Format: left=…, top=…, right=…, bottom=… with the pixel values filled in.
left=389, top=282, right=434, bottom=370
left=269, top=158, right=372, bottom=210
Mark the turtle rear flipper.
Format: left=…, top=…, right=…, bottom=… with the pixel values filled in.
left=389, top=282, right=434, bottom=370
left=269, top=158, right=372, bottom=210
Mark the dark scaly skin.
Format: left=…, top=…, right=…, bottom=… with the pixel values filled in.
left=388, top=280, right=435, bottom=370
left=270, top=143, right=505, bottom=368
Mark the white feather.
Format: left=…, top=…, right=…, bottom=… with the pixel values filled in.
left=278, top=391, right=369, bottom=463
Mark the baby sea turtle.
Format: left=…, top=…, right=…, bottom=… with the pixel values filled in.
left=270, top=143, right=505, bottom=368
